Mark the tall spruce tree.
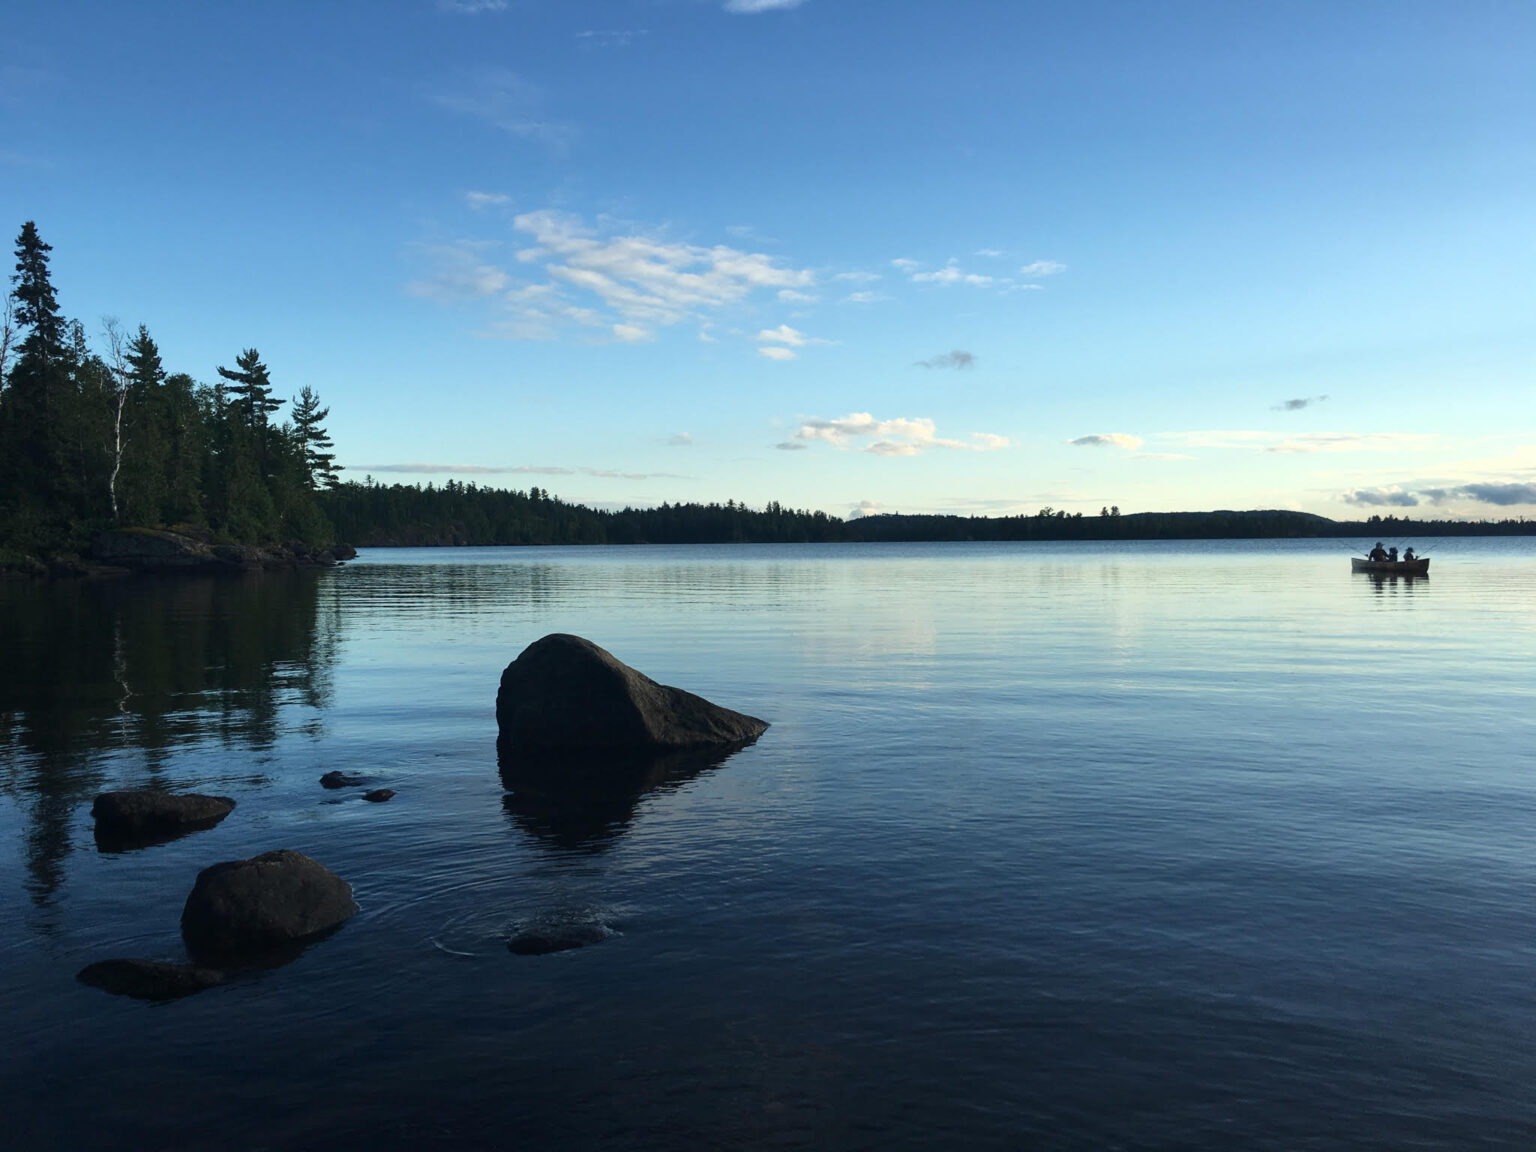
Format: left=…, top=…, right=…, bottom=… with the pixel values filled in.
left=1, top=222, right=82, bottom=546
left=291, top=384, right=341, bottom=489
left=12, top=222, right=67, bottom=369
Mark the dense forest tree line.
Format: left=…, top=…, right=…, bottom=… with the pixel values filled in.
left=0, top=223, right=340, bottom=564
left=320, top=479, right=1534, bottom=547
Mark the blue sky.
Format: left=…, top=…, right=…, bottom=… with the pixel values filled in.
left=3, top=0, right=1533, bottom=519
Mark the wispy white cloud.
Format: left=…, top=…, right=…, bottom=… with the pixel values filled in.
left=912, top=264, right=995, bottom=287
left=759, top=346, right=797, bottom=361
left=429, top=68, right=569, bottom=145
left=774, top=441, right=809, bottom=450
left=756, top=323, right=828, bottom=347
left=1071, top=433, right=1143, bottom=450
left=890, top=258, right=920, bottom=272
left=791, top=412, right=1007, bottom=455
left=451, top=210, right=818, bottom=341
left=437, top=0, right=507, bottom=12
left=724, top=0, right=806, bottom=12
left=834, top=271, right=881, bottom=283
left=406, top=242, right=511, bottom=300
left=576, top=29, right=648, bottom=47
left=667, top=432, right=693, bottom=447
left=841, top=291, right=887, bottom=304
left=777, top=289, right=817, bottom=303
left=1019, top=259, right=1066, bottom=277
left=465, top=190, right=511, bottom=210
left=974, top=248, right=1004, bottom=258
left=1269, top=432, right=1433, bottom=455
left=1163, top=430, right=1435, bottom=454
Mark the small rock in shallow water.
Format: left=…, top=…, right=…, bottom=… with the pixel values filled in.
left=181, top=849, right=357, bottom=965
left=77, top=958, right=225, bottom=1000
left=319, top=771, right=367, bottom=789
left=362, top=789, right=396, bottom=803
left=507, top=923, right=611, bottom=956
left=92, top=790, right=235, bottom=850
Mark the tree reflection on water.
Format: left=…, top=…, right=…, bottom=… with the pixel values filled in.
left=0, top=572, right=339, bottom=907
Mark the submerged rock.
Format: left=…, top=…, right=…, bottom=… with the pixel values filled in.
left=507, top=922, right=611, bottom=956
left=495, top=634, right=768, bottom=753
left=362, top=788, right=396, bottom=803
left=180, top=849, right=357, bottom=964
left=77, top=958, right=225, bottom=1001
left=319, top=771, right=368, bottom=789
left=92, top=790, right=235, bottom=850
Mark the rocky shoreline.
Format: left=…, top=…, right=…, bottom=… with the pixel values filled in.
left=1, top=527, right=357, bottom=578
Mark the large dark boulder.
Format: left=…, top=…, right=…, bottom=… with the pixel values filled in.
left=77, top=958, right=225, bottom=1001
left=92, top=790, right=235, bottom=851
left=180, top=849, right=357, bottom=964
left=495, top=634, right=768, bottom=753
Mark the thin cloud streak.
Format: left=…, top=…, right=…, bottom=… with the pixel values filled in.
left=1070, top=433, right=1143, bottom=450
left=356, top=463, right=688, bottom=480
left=914, top=350, right=975, bottom=370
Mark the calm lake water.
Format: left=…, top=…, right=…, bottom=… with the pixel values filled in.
left=3, top=538, right=1535, bottom=1149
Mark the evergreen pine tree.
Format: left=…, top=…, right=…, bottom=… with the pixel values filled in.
left=291, top=384, right=341, bottom=489
left=216, top=348, right=282, bottom=433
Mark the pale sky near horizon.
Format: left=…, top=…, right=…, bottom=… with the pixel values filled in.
left=3, top=0, right=1533, bottom=520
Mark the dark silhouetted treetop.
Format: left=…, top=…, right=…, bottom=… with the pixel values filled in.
left=11, top=221, right=67, bottom=369
left=216, top=348, right=282, bottom=429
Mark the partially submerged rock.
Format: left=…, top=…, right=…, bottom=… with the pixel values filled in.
left=92, top=790, right=235, bottom=850
left=495, top=634, right=768, bottom=753
left=507, top=922, right=611, bottom=956
left=181, top=849, right=357, bottom=964
left=362, top=788, right=396, bottom=803
left=77, top=957, right=225, bottom=1001
left=319, top=771, right=368, bottom=789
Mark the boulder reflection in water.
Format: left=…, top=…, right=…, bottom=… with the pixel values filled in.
left=498, top=739, right=758, bottom=853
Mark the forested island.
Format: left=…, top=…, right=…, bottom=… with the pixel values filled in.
left=1, top=221, right=1530, bottom=574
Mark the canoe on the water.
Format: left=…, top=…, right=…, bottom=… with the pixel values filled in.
left=1351, top=557, right=1429, bottom=575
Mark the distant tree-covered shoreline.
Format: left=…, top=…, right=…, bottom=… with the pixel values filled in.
left=319, top=479, right=1534, bottom=548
